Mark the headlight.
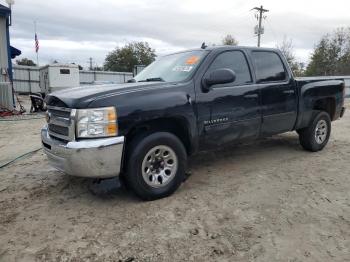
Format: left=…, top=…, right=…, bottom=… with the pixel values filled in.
left=76, top=107, right=117, bottom=138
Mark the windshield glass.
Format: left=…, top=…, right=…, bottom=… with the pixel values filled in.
left=134, top=50, right=206, bottom=82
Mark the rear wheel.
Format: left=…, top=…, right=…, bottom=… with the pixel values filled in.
left=125, top=132, right=187, bottom=200
left=298, top=111, right=331, bottom=152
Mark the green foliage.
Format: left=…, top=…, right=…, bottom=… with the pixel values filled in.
left=222, top=34, right=239, bottom=46
left=305, top=27, right=350, bottom=76
left=92, top=66, right=103, bottom=71
left=71, top=63, right=83, bottom=70
left=16, top=58, right=36, bottom=66
left=104, top=42, right=156, bottom=72
left=294, top=62, right=306, bottom=77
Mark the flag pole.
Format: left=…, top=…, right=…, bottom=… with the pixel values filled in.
left=34, top=21, right=39, bottom=66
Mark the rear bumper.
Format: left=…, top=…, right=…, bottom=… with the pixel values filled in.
left=41, top=125, right=124, bottom=178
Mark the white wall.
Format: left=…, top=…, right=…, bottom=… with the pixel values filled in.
left=0, top=17, right=9, bottom=83
left=0, top=16, right=13, bottom=110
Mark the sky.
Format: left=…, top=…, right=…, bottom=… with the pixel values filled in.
left=3, top=0, right=350, bottom=69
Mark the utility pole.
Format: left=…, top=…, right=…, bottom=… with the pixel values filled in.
left=89, top=57, right=93, bottom=71
left=252, top=5, right=269, bottom=47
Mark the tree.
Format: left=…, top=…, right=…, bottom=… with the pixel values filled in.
left=93, top=66, right=103, bottom=71
left=222, top=34, right=239, bottom=46
left=104, top=42, right=156, bottom=72
left=276, top=37, right=304, bottom=76
left=277, top=37, right=295, bottom=65
left=305, top=27, right=350, bottom=76
left=16, top=58, right=36, bottom=66
left=71, top=62, right=83, bottom=70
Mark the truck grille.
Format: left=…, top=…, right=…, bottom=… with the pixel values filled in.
left=48, top=123, right=69, bottom=136
left=47, top=106, right=74, bottom=141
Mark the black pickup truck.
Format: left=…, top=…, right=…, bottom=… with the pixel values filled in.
left=41, top=46, right=346, bottom=200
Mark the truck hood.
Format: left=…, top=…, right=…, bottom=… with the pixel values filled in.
left=45, top=82, right=166, bottom=108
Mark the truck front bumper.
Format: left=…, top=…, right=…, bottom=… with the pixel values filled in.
left=41, top=125, right=124, bottom=178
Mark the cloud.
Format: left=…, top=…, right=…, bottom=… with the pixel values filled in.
left=5, top=0, right=350, bottom=68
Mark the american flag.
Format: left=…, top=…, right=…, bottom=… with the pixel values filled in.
left=35, top=33, right=39, bottom=53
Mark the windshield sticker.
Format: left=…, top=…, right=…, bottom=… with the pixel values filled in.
left=186, top=56, right=200, bottom=65
left=172, top=65, right=193, bottom=72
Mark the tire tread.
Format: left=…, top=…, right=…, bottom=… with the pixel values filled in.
left=125, top=132, right=187, bottom=200
left=298, top=111, right=331, bottom=152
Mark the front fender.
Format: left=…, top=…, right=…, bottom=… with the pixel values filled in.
left=88, top=82, right=198, bottom=152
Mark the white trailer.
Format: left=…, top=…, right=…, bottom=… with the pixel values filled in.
left=39, top=64, right=79, bottom=94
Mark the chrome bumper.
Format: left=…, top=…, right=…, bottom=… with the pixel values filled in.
left=41, top=125, right=124, bottom=178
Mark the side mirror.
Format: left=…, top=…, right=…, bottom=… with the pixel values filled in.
left=202, top=68, right=236, bottom=92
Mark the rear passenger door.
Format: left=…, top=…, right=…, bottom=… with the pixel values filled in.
left=251, top=51, right=297, bottom=136
left=196, top=50, right=261, bottom=148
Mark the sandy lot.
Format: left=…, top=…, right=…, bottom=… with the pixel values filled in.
left=0, top=98, right=350, bottom=262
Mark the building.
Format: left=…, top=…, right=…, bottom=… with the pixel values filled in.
left=0, top=3, right=20, bottom=111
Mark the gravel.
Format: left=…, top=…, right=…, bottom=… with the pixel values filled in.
left=0, top=99, right=349, bottom=261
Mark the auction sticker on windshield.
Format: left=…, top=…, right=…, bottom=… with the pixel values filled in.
left=186, top=56, right=200, bottom=65
left=172, top=65, right=193, bottom=72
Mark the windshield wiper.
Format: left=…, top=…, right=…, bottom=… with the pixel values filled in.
left=138, top=77, right=165, bottom=82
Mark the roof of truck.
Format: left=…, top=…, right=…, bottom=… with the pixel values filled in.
left=203, top=45, right=278, bottom=51
left=164, top=45, right=280, bottom=56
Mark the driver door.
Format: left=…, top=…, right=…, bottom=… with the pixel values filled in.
left=196, top=50, right=261, bottom=149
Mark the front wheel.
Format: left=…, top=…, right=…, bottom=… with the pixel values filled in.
left=125, top=132, right=187, bottom=200
left=298, top=111, right=331, bottom=152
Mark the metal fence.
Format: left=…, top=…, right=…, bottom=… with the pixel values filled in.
left=79, top=70, right=133, bottom=85
left=12, top=65, right=133, bottom=93
left=10, top=65, right=350, bottom=96
left=345, top=78, right=350, bottom=97
left=13, top=65, right=40, bottom=93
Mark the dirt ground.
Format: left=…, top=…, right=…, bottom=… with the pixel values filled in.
left=0, top=97, right=350, bottom=262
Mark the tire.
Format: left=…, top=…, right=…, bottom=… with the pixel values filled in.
left=125, top=132, right=187, bottom=200
left=298, top=111, right=331, bottom=152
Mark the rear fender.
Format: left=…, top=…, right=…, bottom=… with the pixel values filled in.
left=295, top=80, right=344, bottom=129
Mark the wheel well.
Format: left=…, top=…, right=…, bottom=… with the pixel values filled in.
left=125, top=118, right=192, bottom=155
left=313, top=97, right=336, bottom=120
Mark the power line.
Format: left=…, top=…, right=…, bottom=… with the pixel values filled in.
left=251, top=5, right=269, bottom=47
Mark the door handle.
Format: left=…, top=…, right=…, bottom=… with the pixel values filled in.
left=244, top=94, right=258, bottom=99
left=283, top=90, right=295, bottom=94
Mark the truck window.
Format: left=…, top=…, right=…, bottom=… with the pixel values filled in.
left=134, top=50, right=206, bottom=83
left=207, top=51, right=252, bottom=86
left=252, top=51, right=287, bottom=83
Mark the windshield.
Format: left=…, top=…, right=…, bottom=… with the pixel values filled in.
left=134, top=50, right=206, bottom=82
